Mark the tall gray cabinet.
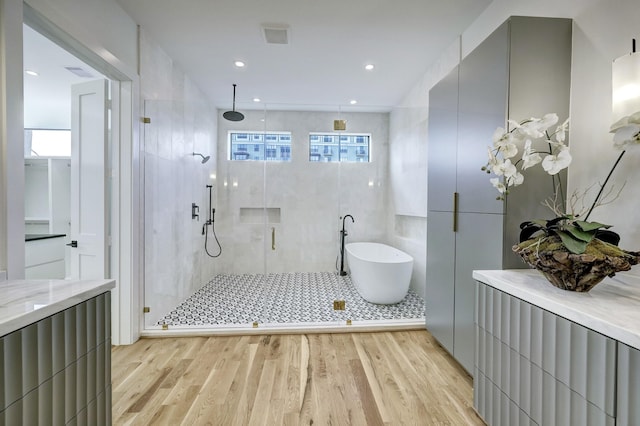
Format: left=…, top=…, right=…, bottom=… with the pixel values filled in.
left=425, top=16, right=572, bottom=374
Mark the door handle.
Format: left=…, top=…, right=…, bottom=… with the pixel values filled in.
left=271, top=227, right=276, bottom=250
left=453, top=192, right=459, bottom=233
left=66, top=240, right=78, bottom=248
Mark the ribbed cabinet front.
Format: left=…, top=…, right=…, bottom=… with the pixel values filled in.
left=617, top=343, right=640, bottom=426
left=0, top=292, right=111, bottom=425
left=475, top=282, right=616, bottom=425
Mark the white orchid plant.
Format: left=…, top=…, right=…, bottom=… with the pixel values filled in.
left=611, top=110, right=640, bottom=149
left=482, top=113, right=571, bottom=199
left=486, top=111, right=640, bottom=255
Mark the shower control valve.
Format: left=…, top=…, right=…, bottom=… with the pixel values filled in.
left=192, top=203, right=200, bottom=221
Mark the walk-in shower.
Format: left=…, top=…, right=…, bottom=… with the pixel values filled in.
left=142, top=101, right=425, bottom=334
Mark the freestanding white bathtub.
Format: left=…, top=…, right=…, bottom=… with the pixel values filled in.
left=345, top=242, right=413, bottom=304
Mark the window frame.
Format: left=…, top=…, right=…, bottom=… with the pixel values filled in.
left=308, top=132, right=371, bottom=163
left=228, top=130, right=293, bottom=162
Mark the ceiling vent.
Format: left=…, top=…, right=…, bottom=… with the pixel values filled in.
left=262, top=25, right=289, bottom=45
left=65, top=66, right=94, bottom=78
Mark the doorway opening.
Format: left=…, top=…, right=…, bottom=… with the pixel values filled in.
left=22, top=4, right=140, bottom=345
left=23, top=23, right=110, bottom=281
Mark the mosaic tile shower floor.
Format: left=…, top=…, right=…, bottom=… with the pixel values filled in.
left=157, top=272, right=425, bottom=326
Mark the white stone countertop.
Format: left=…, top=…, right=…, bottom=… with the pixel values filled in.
left=473, top=269, right=640, bottom=350
left=0, top=279, right=115, bottom=337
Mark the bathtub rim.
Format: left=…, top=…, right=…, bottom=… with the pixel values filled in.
left=345, top=241, right=413, bottom=264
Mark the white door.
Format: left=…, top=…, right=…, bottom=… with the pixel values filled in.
left=69, top=79, right=108, bottom=279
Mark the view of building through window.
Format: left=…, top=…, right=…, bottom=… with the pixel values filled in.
left=228, top=131, right=292, bottom=161
left=228, top=131, right=371, bottom=162
left=309, top=133, right=370, bottom=162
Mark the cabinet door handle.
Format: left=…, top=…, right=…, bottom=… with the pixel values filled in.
left=271, top=227, right=276, bottom=250
left=453, top=192, right=459, bottom=232
left=66, top=240, right=78, bottom=248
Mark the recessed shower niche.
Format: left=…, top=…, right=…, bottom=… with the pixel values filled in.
left=239, top=207, right=280, bottom=223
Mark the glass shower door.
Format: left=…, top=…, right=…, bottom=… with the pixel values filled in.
left=260, top=105, right=344, bottom=326
left=142, top=98, right=267, bottom=330
left=142, top=99, right=181, bottom=328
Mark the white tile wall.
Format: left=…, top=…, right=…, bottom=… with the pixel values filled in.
left=215, top=109, right=390, bottom=275
left=139, top=30, right=218, bottom=326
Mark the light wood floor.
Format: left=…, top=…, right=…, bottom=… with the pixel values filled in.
left=112, top=330, right=484, bottom=425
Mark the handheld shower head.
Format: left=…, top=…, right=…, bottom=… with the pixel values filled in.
left=192, top=152, right=210, bottom=164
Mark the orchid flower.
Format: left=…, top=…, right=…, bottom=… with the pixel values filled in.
left=541, top=148, right=572, bottom=175
left=554, top=117, right=570, bottom=143
left=521, top=140, right=542, bottom=169
left=610, top=111, right=640, bottom=150
left=485, top=113, right=570, bottom=199
left=492, top=158, right=517, bottom=177
left=507, top=171, right=524, bottom=187
left=515, top=113, right=559, bottom=139
left=490, top=177, right=507, bottom=194
left=499, top=142, right=518, bottom=159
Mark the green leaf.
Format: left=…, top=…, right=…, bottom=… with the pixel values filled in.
left=564, top=224, right=596, bottom=243
left=575, top=220, right=611, bottom=232
left=556, top=230, right=588, bottom=254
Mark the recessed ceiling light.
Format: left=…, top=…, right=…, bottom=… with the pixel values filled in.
left=234, top=60, right=246, bottom=68
left=25, top=70, right=38, bottom=76
left=365, top=64, right=375, bottom=71
left=350, top=100, right=358, bottom=105
left=253, top=98, right=261, bottom=102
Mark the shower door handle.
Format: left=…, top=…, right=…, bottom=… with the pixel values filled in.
left=271, top=227, right=276, bottom=250
left=453, top=192, right=459, bottom=232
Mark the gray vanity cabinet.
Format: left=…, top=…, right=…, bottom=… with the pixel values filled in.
left=617, top=343, right=640, bottom=425
left=475, top=281, right=617, bottom=425
left=426, top=16, right=572, bottom=375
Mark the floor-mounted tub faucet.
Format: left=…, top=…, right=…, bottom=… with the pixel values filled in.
left=340, top=215, right=354, bottom=276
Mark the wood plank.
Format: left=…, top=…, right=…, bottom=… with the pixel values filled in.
left=111, top=330, right=484, bottom=425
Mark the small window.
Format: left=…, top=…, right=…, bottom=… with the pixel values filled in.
left=308, top=133, right=370, bottom=162
left=24, top=129, right=72, bottom=157
left=229, top=131, right=292, bottom=161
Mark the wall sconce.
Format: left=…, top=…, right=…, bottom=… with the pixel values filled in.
left=612, top=39, right=640, bottom=122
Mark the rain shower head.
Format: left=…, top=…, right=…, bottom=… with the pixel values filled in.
left=223, top=84, right=245, bottom=122
left=192, top=152, right=210, bottom=164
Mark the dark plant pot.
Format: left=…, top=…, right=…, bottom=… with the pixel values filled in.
left=513, top=235, right=640, bottom=292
